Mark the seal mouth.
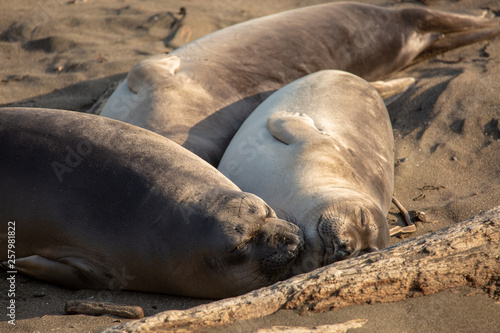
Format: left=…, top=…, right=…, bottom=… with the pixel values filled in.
left=323, top=241, right=349, bottom=265
left=322, top=243, right=376, bottom=266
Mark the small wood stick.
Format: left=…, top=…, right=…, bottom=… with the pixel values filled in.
left=65, top=300, right=144, bottom=319
left=390, top=196, right=417, bottom=235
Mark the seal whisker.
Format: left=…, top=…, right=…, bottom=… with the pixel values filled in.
left=278, top=209, right=297, bottom=224
left=237, top=264, right=270, bottom=286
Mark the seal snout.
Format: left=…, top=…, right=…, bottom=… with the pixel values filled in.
left=317, top=204, right=390, bottom=267
left=317, top=215, right=360, bottom=266
left=262, top=217, right=304, bottom=255
left=258, top=218, right=304, bottom=280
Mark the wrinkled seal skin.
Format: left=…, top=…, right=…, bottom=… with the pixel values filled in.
left=0, top=107, right=303, bottom=298
left=219, top=71, right=392, bottom=274
left=101, top=2, right=500, bottom=166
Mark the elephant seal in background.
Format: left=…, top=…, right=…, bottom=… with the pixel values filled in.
left=219, top=70, right=393, bottom=274
left=101, top=2, right=500, bottom=166
left=0, top=107, right=303, bottom=299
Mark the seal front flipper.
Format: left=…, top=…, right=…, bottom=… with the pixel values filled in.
left=127, top=54, right=181, bottom=93
left=3, top=255, right=112, bottom=290
left=370, top=77, right=416, bottom=106
left=267, top=111, right=325, bottom=145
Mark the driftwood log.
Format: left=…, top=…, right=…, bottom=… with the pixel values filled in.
left=102, top=206, right=500, bottom=333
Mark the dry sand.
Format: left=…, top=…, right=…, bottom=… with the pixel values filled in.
left=1, top=0, right=499, bottom=332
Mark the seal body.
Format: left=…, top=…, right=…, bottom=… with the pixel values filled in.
left=219, top=70, right=392, bottom=274
left=101, top=2, right=500, bottom=166
left=0, top=107, right=303, bottom=298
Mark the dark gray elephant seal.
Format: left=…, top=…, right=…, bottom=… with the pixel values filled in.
left=219, top=70, right=393, bottom=274
left=101, top=2, right=500, bottom=166
left=0, top=107, right=303, bottom=298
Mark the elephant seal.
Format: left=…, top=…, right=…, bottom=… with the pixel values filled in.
left=101, top=2, right=500, bottom=166
left=219, top=70, right=393, bottom=274
left=0, top=107, right=303, bottom=298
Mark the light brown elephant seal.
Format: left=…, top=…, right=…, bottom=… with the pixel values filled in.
left=219, top=70, right=393, bottom=274
left=0, top=107, right=303, bottom=298
left=101, top=2, right=500, bottom=166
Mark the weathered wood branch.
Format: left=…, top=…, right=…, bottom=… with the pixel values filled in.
left=65, top=300, right=144, bottom=319
left=255, top=319, right=367, bottom=333
left=102, top=206, right=500, bottom=333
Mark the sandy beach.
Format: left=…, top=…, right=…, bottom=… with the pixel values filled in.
left=1, top=0, right=499, bottom=332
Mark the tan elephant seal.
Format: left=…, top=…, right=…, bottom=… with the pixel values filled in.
left=219, top=70, right=393, bottom=274
left=101, top=2, right=500, bottom=166
left=0, top=107, right=303, bottom=298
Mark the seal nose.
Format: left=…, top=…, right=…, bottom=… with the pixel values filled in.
left=262, top=217, right=304, bottom=253
left=335, top=241, right=353, bottom=260
left=323, top=240, right=353, bottom=265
